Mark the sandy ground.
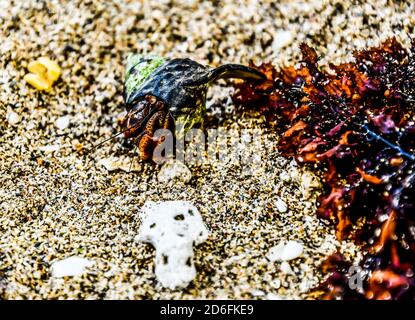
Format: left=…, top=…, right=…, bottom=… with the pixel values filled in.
left=0, top=0, right=414, bottom=299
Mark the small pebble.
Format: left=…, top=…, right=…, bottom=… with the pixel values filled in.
left=266, top=292, right=284, bottom=300
left=266, top=242, right=285, bottom=262
left=39, top=144, right=60, bottom=153
left=51, top=256, right=94, bottom=278
left=267, top=240, right=304, bottom=262
left=270, top=278, right=281, bottom=289
left=275, top=198, right=288, bottom=213
left=99, top=158, right=119, bottom=171
left=7, top=111, right=20, bottom=125
left=99, top=157, right=141, bottom=172
left=157, top=159, right=192, bottom=183
left=272, top=30, right=293, bottom=50
left=280, top=241, right=304, bottom=261
left=251, top=289, right=265, bottom=297
left=301, top=172, right=322, bottom=199
left=55, top=116, right=70, bottom=130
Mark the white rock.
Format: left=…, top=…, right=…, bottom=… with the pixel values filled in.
left=39, top=144, right=60, bottom=153
left=157, top=159, right=192, bottom=183
left=267, top=240, right=304, bottom=262
left=272, top=30, right=293, bottom=50
left=266, top=242, right=285, bottom=262
left=7, top=111, right=20, bottom=125
left=56, top=116, right=70, bottom=130
left=280, top=241, right=304, bottom=261
left=137, top=201, right=209, bottom=289
left=51, top=256, right=94, bottom=278
left=275, top=198, right=288, bottom=213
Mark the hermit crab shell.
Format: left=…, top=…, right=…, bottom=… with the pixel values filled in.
left=124, top=54, right=209, bottom=113
left=123, top=54, right=266, bottom=134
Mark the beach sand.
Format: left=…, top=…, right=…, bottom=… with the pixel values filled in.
left=0, top=0, right=413, bottom=299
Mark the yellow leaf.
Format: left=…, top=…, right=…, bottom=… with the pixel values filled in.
left=38, top=57, right=61, bottom=82
left=24, top=73, right=51, bottom=91
left=27, top=61, right=47, bottom=76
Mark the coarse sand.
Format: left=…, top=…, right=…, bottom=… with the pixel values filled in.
left=0, top=0, right=414, bottom=299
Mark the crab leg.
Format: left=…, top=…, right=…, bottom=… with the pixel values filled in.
left=139, top=110, right=170, bottom=160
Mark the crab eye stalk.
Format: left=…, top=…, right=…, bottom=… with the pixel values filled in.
left=123, top=99, right=149, bottom=138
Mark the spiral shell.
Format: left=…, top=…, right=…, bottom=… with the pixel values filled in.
left=124, top=54, right=166, bottom=104
left=124, top=54, right=266, bottom=126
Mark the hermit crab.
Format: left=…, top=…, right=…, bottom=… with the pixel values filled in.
left=122, top=54, right=266, bottom=161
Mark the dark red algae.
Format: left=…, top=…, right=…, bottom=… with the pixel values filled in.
left=232, top=38, right=415, bottom=300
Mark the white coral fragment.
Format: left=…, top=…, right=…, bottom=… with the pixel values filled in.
left=137, top=201, right=209, bottom=289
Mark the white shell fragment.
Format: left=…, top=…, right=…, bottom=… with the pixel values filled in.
left=7, top=111, right=20, bottom=125
left=266, top=242, right=285, bottom=262
left=267, top=240, right=304, bottom=262
left=157, top=159, right=192, bottom=183
left=272, top=30, right=293, bottom=50
left=51, top=256, right=94, bottom=278
left=55, top=116, right=70, bottom=130
left=137, top=201, right=209, bottom=289
left=275, top=198, right=288, bottom=213
left=99, top=157, right=141, bottom=172
left=39, top=144, right=60, bottom=153
left=281, top=241, right=304, bottom=261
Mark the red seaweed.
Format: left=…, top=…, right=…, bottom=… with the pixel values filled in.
left=232, top=38, right=415, bottom=300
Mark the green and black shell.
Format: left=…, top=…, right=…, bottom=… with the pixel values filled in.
left=124, top=54, right=265, bottom=132
left=123, top=54, right=265, bottom=160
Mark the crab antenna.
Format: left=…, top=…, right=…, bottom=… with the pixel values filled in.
left=88, top=108, right=160, bottom=153
left=88, top=129, right=129, bottom=152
